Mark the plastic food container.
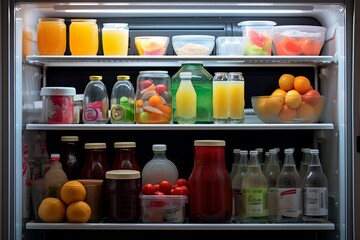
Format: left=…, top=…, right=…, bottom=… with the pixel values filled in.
left=216, top=37, right=244, bottom=55
left=238, top=20, right=276, bottom=55
left=134, top=36, right=169, bottom=55
left=172, top=35, right=215, bottom=56
left=272, top=25, right=327, bottom=56
left=40, top=87, right=76, bottom=124
left=140, top=194, right=187, bottom=223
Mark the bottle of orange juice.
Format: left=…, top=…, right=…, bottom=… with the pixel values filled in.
left=212, top=72, right=229, bottom=124
left=176, top=72, right=197, bottom=124
left=228, top=72, right=245, bottom=123
left=69, top=19, right=99, bottom=55
left=102, top=23, right=129, bottom=56
left=37, top=18, right=66, bottom=55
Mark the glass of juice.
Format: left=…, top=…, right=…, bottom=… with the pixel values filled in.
left=102, top=23, right=129, bottom=56
left=37, top=18, right=66, bottom=55
left=212, top=72, right=229, bottom=124
left=69, top=19, right=99, bottom=55
left=228, top=72, right=245, bottom=123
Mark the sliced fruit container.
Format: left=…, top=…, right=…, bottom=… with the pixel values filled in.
left=272, top=25, right=326, bottom=56
left=135, top=36, right=169, bottom=56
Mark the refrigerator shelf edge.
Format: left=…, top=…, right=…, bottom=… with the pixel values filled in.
left=25, top=55, right=334, bottom=67
left=25, top=221, right=335, bottom=230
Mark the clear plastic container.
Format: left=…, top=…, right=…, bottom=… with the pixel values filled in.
left=83, top=75, right=109, bottom=124
left=110, top=75, right=135, bottom=124
left=102, top=23, right=129, bottom=56
left=216, top=36, right=244, bottom=56
left=69, top=19, right=99, bottom=55
left=40, top=87, right=76, bottom=124
left=135, top=71, right=172, bottom=124
left=44, top=153, right=68, bottom=198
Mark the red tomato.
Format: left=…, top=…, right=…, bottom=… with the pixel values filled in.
left=154, top=191, right=165, bottom=195
left=180, top=185, right=188, bottom=195
left=150, top=192, right=166, bottom=207
left=159, top=180, right=172, bottom=195
left=303, top=89, right=321, bottom=105
left=171, top=187, right=184, bottom=195
left=155, top=84, right=167, bottom=94
left=153, top=184, right=160, bottom=192
left=142, top=183, right=156, bottom=195
left=175, top=178, right=188, bottom=187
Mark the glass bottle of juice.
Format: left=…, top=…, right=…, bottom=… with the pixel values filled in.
left=102, top=23, right=129, bottom=56
left=37, top=18, right=66, bottom=55
left=230, top=149, right=241, bottom=181
left=83, top=75, right=109, bottom=124
left=175, top=72, right=197, bottom=124
left=228, top=72, right=245, bottom=123
left=69, top=19, right=99, bottom=55
left=232, top=150, right=248, bottom=222
left=171, top=63, right=213, bottom=123
left=112, top=142, right=140, bottom=171
left=212, top=72, right=229, bottom=124
left=60, top=136, right=80, bottom=180
left=80, top=143, right=109, bottom=179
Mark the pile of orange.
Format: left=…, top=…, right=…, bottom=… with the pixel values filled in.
left=255, top=74, right=324, bottom=123
left=38, top=180, right=91, bottom=223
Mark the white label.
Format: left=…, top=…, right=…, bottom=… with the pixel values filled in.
left=304, top=187, right=328, bottom=216
left=277, top=188, right=302, bottom=218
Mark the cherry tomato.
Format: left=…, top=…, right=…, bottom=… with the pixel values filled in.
left=155, top=84, right=167, bottom=94
left=159, top=180, right=172, bottom=195
left=153, top=184, right=160, bottom=192
left=142, top=183, right=156, bottom=195
left=171, top=187, right=184, bottom=195
left=154, top=191, right=165, bottom=195
left=150, top=192, right=166, bottom=207
left=180, top=185, right=188, bottom=195
left=175, top=178, right=188, bottom=187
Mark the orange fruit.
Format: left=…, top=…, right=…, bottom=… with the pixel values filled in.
left=271, top=88, right=287, bottom=97
left=148, top=94, right=162, bottom=107
left=297, top=101, right=316, bottom=123
left=38, top=197, right=66, bottom=223
left=294, top=76, right=312, bottom=94
left=278, top=74, right=295, bottom=91
left=157, top=104, right=172, bottom=116
left=60, top=180, right=86, bottom=206
left=285, top=90, right=302, bottom=109
left=136, top=99, right=143, bottom=107
left=254, top=98, right=271, bottom=119
left=265, top=96, right=284, bottom=116
left=66, top=201, right=92, bottom=223
left=279, top=105, right=297, bottom=122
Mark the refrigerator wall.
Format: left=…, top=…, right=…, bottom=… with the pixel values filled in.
left=2, top=0, right=353, bottom=240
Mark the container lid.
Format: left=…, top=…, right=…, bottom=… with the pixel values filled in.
left=39, top=18, right=65, bottom=22
left=61, top=136, right=79, bottom=142
left=152, top=144, right=166, bottom=151
left=103, top=23, right=128, bottom=28
left=284, top=148, right=294, bottom=154
left=233, top=149, right=241, bottom=154
left=139, top=70, right=168, bottom=75
left=194, top=140, right=225, bottom=146
left=105, top=170, right=140, bottom=180
left=40, top=87, right=76, bottom=96
left=117, top=75, right=130, bottom=81
left=238, top=20, right=276, bottom=26
left=84, top=143, right=106, bottom=149
left=172, top=35, right=215, bottom=41
left=249, top=150, right=258, bottom=155
left=240, top=150, right=248, bottom=155
left=71, top=19, right=97, bottom=23
left=114, top=142, right=136, bottom=148
left=50, top=153, right=60, bottom=161
left=89, top=75, right=103, bottom=81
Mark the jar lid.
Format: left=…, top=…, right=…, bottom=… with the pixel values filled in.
left=152, top=144, right=166, bottom=151
left=61, top=136, right=79, bottom=142
left=50, top=153, right=60, bottom=161
left=139, top=70, right=168, bottom=76
left=39, top=18, right=65, bottom=23
left=89, top=75, right=103, bottom=81
left=194, top=140, right=225, bottom=146
left=84, top=143, right=106, bottom=149
left=40, top=87, right=76, bottom=96
left=105, top=170, right=140, bottom=180
left=114, top=142, right=136, bottom=148
left=71, top=19, right=97, bottom=23
left=117, top=75, right=130, bottom=81
left=103, top=23, right=128, bottom=28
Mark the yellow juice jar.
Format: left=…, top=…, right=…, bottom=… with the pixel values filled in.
left=102, top=23, right=129, bottom=56
left=37, top=18, right=66, bottom=55
left=69, top=19, right=99, bottom=55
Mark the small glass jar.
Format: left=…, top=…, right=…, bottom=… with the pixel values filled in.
left=73, top=94, right=84, bottom=124
left=228, top=72, right=245, bottom=124
left=112, top=142, right=140, bottom=171
left=69, top=19, right=99, bottom=55
left=37, top=18, right=66, bottom=55
left=102, top=23, right=129, bottom=56
left=40, top=87, right=76, bottom=124
left=212, top=72, right=229, bottom=124
left=104, top=169, right=141, bottom=222
left=80, top=143, right=109, bottom=179
left=135, top=71, right=172, bottom=124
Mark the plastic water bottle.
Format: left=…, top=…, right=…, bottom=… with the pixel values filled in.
left=44, top=153, right=68, bottom=198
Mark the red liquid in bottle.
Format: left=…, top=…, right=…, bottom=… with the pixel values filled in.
left=80, top=143, right=109, bottom=179
left=112, top=142, right=140, bottom=171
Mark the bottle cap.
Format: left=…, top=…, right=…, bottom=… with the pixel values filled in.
left=114, top=142, right=136, bottom=148
left=117, top=75, right=130, bottom=81
left=285, top=148, right=294, bottom=154
left=61, top=136, right=79, bottom=142
left=240, top=150, right=248, bottom=155
left=249, top=150, right=258, bottom=155
left=152, top=144, right=166, bottom=151
left=89, top=75, right=102, bottom=81
left=50, top=153, right=60, bottom=161
left=310, top=149, right=319, bottom=154
left=85, top=143, right=106, bottom=149
left=233, top=149, right=241, bottom=154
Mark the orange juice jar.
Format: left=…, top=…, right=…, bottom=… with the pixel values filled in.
left=69, top=19, right=99, bottom=55
left=102, top=23, right=129, bottom=56
left=37, top=18, right=66, bottom=55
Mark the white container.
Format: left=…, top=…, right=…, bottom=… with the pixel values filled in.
left=172, top=35, right=215, bottom=56
left=44, top=153, right=68, bottom=198
left=216, top=37, right=244, bottom=55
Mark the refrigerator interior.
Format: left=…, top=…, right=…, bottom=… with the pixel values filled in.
left=8, top=1, right=352, bottom=240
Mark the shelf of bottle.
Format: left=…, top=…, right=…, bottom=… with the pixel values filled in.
left=26, top=220, right=335, bottom=230
left=25, top=55, right=334, bottom=67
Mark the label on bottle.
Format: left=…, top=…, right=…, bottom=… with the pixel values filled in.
left=268, top=187, right=277, bottom=216
left=304, top=187, right=328, bottom=216
left=242, top=187, right=268, bottom=217
left=84, top=105, right=102, bottom=122
left=277, top=188, right=302, bottom=218
left=233, top=188, right=243, bottom=217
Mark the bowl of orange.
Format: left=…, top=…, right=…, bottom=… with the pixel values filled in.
left=251, top=74, right=327, bottom=123
left=272, top=25, right=326, bottom=56
left=135, top=36, right=169, bottom=56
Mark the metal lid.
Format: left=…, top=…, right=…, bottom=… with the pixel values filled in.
left=89, top=75, right=102, bottom=81
left=117, top=75, right=130, bottom=81
left=194, top=140, right=225, bottom=146
left=105, top=170, right=140, bottom=180
left=61, top=136, right=79, bottom=142
left=84, top=143, right=106, bottom=149
left=40, top=87, right=76, bottom=96
left=114, top=142, right=136, bottom=148
left=152, top=144, right=166, bottom=151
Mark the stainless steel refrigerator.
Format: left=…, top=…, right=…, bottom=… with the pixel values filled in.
left=0, top=0, right=355, bottom=239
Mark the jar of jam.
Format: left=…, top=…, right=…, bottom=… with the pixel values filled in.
left=188, top=140, right=232, bottom=223
left=104, top=170, right=141, bottom=222
left=112, top=142, right=140, bottom=171
left=80, top=143, right=109, bottom=179
left=135, top=71, right=172, bottom=124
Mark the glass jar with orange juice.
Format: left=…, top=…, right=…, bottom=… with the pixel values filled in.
left=212, top=72, right=229, bottom=124
left=37, top=18, right=66, bottom=55
left=228, top=72, right=245, bottom=123
left=102, top=23, right=129, bottom=56
left=69, top=19, right=99, bottom=55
